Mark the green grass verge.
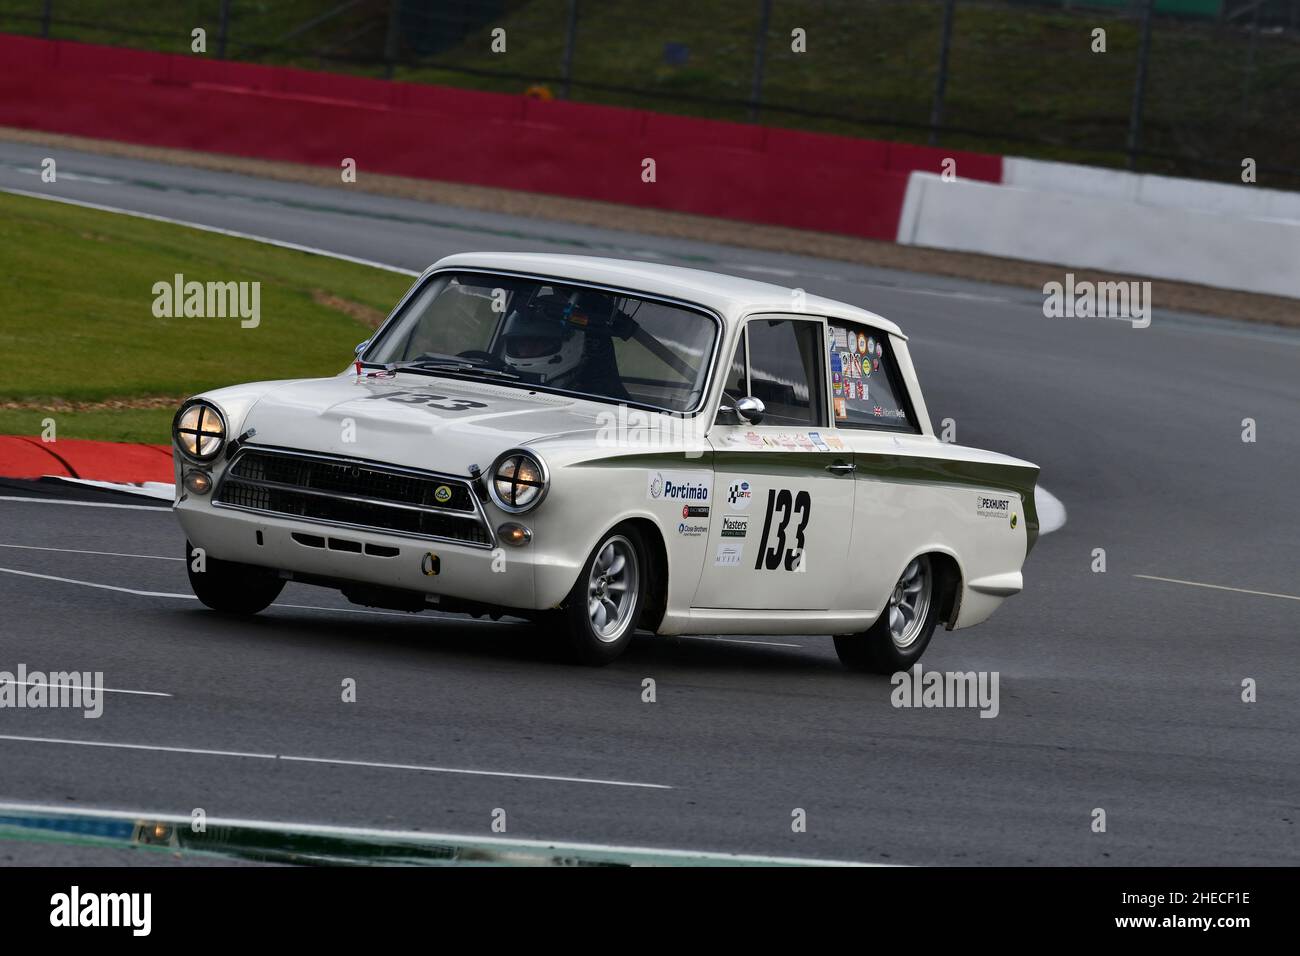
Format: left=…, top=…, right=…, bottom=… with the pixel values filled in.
left=0, top=191, right=412, bottom=443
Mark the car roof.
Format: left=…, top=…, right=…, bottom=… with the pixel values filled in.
left=426, top=252, right=906, bottom=339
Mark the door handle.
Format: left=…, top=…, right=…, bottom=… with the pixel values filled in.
left=825, top=461, right=856, bottom=475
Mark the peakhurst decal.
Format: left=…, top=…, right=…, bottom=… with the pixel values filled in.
left=648, top=471, right=711, bottom=504
left=976, top=494, right=1013, bottom=519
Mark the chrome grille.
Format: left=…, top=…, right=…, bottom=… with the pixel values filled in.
left=214, top=448, right=492, bottom=547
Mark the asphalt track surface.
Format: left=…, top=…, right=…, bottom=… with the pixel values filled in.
left=1, top=141, right=1298, bottom=865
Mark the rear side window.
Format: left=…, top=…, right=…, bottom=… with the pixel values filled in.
left=827, top=323, right=914, bottom=430
left=747, top=318, right=827, bottom=427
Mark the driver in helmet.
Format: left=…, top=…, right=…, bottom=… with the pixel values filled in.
left=499, top=302, right=586, bottom=386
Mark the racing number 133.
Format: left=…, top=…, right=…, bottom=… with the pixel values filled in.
left=755, top=488, right=811, bottom=571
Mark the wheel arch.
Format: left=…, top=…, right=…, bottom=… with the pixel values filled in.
left=620, top=517, right=668, bottom=633
left=895, top=547, right=964, bottom=632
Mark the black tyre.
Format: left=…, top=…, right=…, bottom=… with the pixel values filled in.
left=834, top=555, right=940, bottom=673
left=185, top=539, right=285, bottom=615
left=556, top=524, right=647, bottom=666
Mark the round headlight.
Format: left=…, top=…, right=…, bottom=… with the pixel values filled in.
left=490, top=450, right=548, bottom=514
left=173, top=400, right=227, bottom=462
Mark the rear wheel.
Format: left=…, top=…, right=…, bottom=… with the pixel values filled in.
left=556, top=526, right=646, bottom=666
left=185, top=540, right=284, bottom=615
left=834, top=555, right=939, bottom=673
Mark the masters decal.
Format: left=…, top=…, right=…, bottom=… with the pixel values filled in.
left=720, top=514, right=749, bottom=538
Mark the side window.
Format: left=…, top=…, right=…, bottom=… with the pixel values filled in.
left=747, top=318, right=827, bottom=427
left=827, top=323, right=915, bottom=430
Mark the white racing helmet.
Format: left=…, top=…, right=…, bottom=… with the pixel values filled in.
left=500, top=309, right=585, bottom=383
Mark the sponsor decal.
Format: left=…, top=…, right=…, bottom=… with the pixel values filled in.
left=861, top=356, right=871, bottom=378
left=867, top=336, right=875, bottom=355
left=744, top=431, right=764, bottom=447
left=873, top=357, right=880, bottom=371
left=826, top=435, right=845, bottom=449
left=833, top=396, right=847, bottom=420
left=795, top=434, right=814, bottom=450
left=677, top=522, right=708, bottom=538
left=876, top=342, right=883, bottom=357
left=714, top=542, right=744, bottom=566
left=433, top=485, right=453, bottom=504
left=720, top=514, right=749, bottom=538
left=831, top=326, right=848, bottom=349
left=808, top=431, right=830, bottom=452
left=682, top=504, right=710, bottom=518
left=649, top=471, right=711, bottom=503
left=726, top=480, right=753, bottom=510
left=976, top=494, right=1013, bottom=518
left=857, top=332, right=868, bottom=355
left=778, top=434, right=798, bottom=449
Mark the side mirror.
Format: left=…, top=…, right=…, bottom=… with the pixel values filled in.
left=354, top=339, right=370, bottom=357
left=734, top=396, right=765, bottom=425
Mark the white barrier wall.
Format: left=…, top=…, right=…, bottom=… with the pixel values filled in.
left=896, top=171, right=1300, bottom=299
left=1003, top=158, right=1300, bottom=224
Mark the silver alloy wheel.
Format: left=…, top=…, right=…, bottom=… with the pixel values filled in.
left=587, top=535, right=639, bottom=643
left=887, top=556, right=932, bottom=649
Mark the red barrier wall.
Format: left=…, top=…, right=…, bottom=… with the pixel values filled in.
left=0, top=34, right=1002, bottom=241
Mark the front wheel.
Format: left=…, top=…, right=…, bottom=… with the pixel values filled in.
left=555, top=526, right=647, bottom=666
left=185, top=540, right=285, bottom=615
left=834, top=555, right=939, bottom=673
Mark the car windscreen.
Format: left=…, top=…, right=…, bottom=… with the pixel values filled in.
left=363, top=272, right=719, bottom=414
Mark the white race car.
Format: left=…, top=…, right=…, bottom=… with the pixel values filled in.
left=172, top=253, right=1038, bottom=669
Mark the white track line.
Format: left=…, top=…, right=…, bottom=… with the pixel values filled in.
left=1035, top=485, right=1067, bottom=535
left=0, top=680, right=171, bottom=698
left=0, top=565, right=195, bottom=598
left=1134, top=574, right=1300, bottom=602
left=0, top=734, right=669, bottom=790
left=0, top=542, right=183, bottom=562
left=0, top=563, right=508, bottom=622
left=0, top=186, right=420, bottom=276
left=0, top=495, right=168, bottom=511
left=680, top=636, right=802, bottom=648
left=0, top=800, right=875, bottom=865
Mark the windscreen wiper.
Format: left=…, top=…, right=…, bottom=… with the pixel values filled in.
left=383, top=359, right=522, bottom=381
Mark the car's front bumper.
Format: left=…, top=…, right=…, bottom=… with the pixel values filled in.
left=174, top=496, right=544, bottom=610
